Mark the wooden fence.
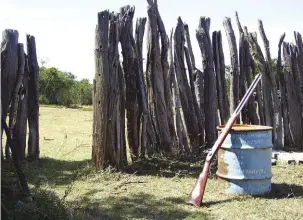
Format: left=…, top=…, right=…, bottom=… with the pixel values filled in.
left=1, top=30, right=40, bottom=161
left=92, top=1, right=303, bottom=169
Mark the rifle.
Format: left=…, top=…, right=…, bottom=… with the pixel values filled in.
left=188, top=73, right=262, bottom=207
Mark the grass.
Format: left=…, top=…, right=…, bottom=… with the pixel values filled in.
left=3, top=106, right=303, bottom=219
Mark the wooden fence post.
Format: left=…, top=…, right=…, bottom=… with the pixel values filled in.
left=1, top=29, right=19, bottom=159
left=223, top=17, right=239, bottom=118
left=196, top=17, right=217, bottom=148
left=27, top=35, right=40, bottom=160
left=174, top=17, right=200, bottom=152
left=258, top=20, right=283, bottom=148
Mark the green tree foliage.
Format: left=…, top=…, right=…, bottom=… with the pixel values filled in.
left=39, top=66, right=92, bottom=106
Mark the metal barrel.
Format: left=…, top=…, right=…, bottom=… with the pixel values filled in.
left=216, top=124, right=273, bottom=195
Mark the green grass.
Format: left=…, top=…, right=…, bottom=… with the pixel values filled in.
left=4, top=107, right=303, bottom=219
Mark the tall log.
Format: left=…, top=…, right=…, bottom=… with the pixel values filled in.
left=212, top=31, right=230, bottom=124
left=244, top=27, right=264, bottom=125
left=294, top=32, right=303, bottom=125
left=223, top=17, right=239, bottom=117
left=6, top=44, right=25, bottom=159
left=184, top=24, right=203, bottom=148
left=248, top=32, right=273, bottom=127
left=258, top=20, right=282, bottom=148
left=294, top=32, right=303, bottom=96
left=174, top=17, right=200, bottom=152
left=169, top=30, right=188, bottom=152
left=135, top=17, right=156, bottom=156
left=1, top=29, right=19, bottom=159
left=156, top=10, right=176, bottom=153
left=92, top=11, right=124, bottom=169
left=196, top=17, right=217, bottom=148
left=184, top=24, right=196, bottom=69
left=146, top=0, right=172, bottom=153
left=277, top=33, right=290, bottom=147
left=119, top=6, right=140, bottom=160
left=26, top=35, right=40, bottom=160
left=6, top=44, right=25, bottom=161
left=15, top=57, right=29, bottom=160
left=235, top=12, right=247, bottom=123
left=282, top=43, right=303, bottom=147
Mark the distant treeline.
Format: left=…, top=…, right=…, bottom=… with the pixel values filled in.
left=39, top=66, right=92, bottom=106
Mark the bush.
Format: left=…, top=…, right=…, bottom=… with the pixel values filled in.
left=39, top=67, right=92, bottom=107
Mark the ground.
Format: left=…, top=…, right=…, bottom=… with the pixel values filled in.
left=4, top=107, right=303, bottom=220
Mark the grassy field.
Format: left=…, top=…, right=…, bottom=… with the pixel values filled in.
left=6, top=107, right=303, bottom=220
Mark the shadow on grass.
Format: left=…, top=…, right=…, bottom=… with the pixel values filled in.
left=121, top=154, right=216, bottom=179
left=260, top=183, right=303, bottom=199
left=70, top=192, right=210, bottom=220
left=24, top=157, right=92, bottom=187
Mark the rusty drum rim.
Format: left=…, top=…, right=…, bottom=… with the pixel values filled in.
left=217, top=124, right=273, bottom=132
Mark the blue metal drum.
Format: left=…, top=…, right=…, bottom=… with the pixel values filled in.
left=216, top=124, right=273, bottom=195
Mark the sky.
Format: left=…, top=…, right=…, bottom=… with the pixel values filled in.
left=1, top=0, right=302, bottom=83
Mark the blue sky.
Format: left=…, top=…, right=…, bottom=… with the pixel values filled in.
left=1, top=0, right=302, bottom=82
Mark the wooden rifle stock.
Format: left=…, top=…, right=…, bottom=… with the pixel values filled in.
left=188, top=73, right=262, bottom=207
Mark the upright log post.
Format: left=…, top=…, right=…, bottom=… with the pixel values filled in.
left=258, top=20, right=282, bottom=148
left=223, top=17, right=239, bottom=118
left=184, top=24, right=203, bottom=150
left=277, top=33, right=291, bottom=147
left=282, top=43, right=303, bottom=147
left=15, top=56, right=29, bottom=160
left=235, top=12, right=248, bottom=124
left=196, top=17, right=217, bottom=148
left=212, top=31, right=230, bottom=124
left=248, top=32, right=273, bottom=127
left=169, top=30, right=189, bottom=152
left=146, top=0, right=172, bottom=153
left=294, top=32, right=303, bottom=99
left=7, top=44, right=25, bottom=161
left=27, top=35, right=40, bottom=160
left=1, top=29, right=19, bottom=159
left=174, top=17, right=200, bottom=152
left=119, top=6, right=140, bottom=160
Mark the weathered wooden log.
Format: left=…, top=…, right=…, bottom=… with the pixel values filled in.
left=119, top=6, right=140, bottom=160
left=169, top=30, right=188, bottom=152
left=196, top=17, right=217, bottom=148
left=184, top=24, right=203, bottom=150
left=248, top=32, right=273, bottom=127
left=239, top=25, right=259, bottom=125
left=184, top=24, right=196, bottom=69
left=277, top=33, right=290, bottom=147
left=135, top=17, right=157, bottom=157
left=15, top=57, right=29, bottom=160
left=235, top=12, right=248, bottom=124
left=282, top=42, right=303, bottom=147
left=244, top=27, right=264, bottom=125
left=146, top=0, right=172, bottom=153
left=93, top=11, right=110, bottom=170
left=212, top=31, right=230, bottom=124
left=258, top=20, right=282, bottom=148
left=6, top=44, right=25, bottom=159
left=1, top=29, right=19, bottom=159
left=174, top=17, right=200, bottom=152
left=117, top=64, right=127, bottom=165
left=156, top=9, right=177, bottom=153
left=194, top=69, right=205, bottom=147
left=223, top=17, right=239, bottom=117
left=92, top=11, right=124, bottom=169
left=294, top=32, right=303, bottom=97
left=7, top=44, right=25, bottom=161
left=26, top=34, right=40, bottom=160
